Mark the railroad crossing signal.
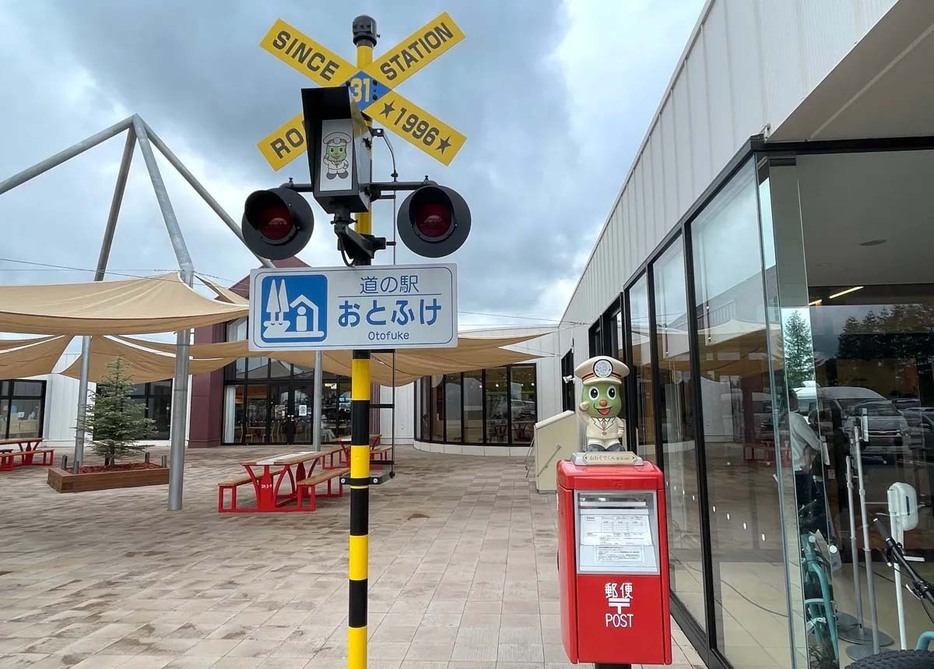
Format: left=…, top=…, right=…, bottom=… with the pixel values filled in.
left=257, top=12, right=468, bottom=171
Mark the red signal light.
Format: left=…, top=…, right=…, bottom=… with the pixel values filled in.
left=257, top=206, right=294, bottom=242
left=397, top=185, right=471, bottom=259
left=414, top=203, right=453, bottom=241
left=242, top=188, right=315, bottom=261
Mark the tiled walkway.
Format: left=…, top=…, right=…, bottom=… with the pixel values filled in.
left=0, top=444, right=705, bottom=668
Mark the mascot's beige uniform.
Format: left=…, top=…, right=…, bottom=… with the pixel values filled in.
left=575, top=355, right=630, bottom=451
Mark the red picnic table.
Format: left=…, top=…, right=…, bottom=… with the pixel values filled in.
left=332, top=433, right=391, bottom=463
left=217, top=447, right=345, bottom=513
left=0, top=437, right=53, bottom=472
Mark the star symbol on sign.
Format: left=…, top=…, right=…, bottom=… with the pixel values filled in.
left=380, top=101, right=395, bottom=118
left=437, top=136, right=451, bottom=153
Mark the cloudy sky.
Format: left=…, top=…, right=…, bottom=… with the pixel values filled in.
left=0, top=0, right=703, bottom=334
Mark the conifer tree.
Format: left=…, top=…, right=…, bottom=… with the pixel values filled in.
left=77, top=358, right=155, bottom=466
left=784, top=310, right=814, bottom=390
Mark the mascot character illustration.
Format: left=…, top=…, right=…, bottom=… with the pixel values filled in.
left=323, top=132, right=351, bottom=180
left=574, top=355, right=630, bottom=452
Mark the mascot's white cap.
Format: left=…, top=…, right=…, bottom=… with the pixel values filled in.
left=574, top=355, right=629, bottom=386
left=324, top=132, right=351, bottom=146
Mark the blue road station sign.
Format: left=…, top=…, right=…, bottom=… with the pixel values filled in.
left=248, top=264, right=457, bottom=351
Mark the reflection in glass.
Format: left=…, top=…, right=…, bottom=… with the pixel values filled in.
left=244, top=385, right=267, bottom=443
left=247, top=357, right=269, bottom=380
left=418, top=379, right=430, bottom=441
left=693, top=161, right=789, bottom=665
left=149, top=381, right=172, bottom=440
left=269, top=384, right=290, bottom=444
left=445, top=373, right=462, bottom=442
left=464, top=371, right=483, bottom=443
left=12, top=381, right=43, bottom=396
left=430, top=376, right=444, bottom=442
left=485, top=367, right=508, bottom=444
left=292, top=384, right=313, bottom=444
left=654, top=238, right=704, bottom=627
left=227, top=319, right=248, bottom=379
left=510, top=365, right=537, bottom=444
left=269, top=359, right=291, bottom=378
left=629, top=275, right=656, bottom=462
left=809, top=292, right=934, bottom=663
left=223, top=385, right=243, bottom=443
left=7, top=398, right=41, bottom=438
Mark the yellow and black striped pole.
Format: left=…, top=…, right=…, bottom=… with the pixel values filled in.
left=348, top=15, right=376, bottom=669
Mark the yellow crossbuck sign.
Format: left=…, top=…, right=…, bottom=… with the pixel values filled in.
left=258, top=13, right=467, bottom=171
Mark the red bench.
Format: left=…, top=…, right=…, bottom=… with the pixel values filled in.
left=0, top=438, right=54, bottom=472
left=217, top=475, right=254, bottom=513
left=295, top=467, right=350, bottom=511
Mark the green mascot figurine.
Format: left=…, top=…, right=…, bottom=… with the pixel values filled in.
left=574, top=355, right=630, bottom=452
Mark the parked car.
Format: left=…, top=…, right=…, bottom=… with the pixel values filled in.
left=843, top=400, right=911, bottom=460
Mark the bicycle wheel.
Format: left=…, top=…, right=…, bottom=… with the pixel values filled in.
left=850, top=650, right=934, bottom=668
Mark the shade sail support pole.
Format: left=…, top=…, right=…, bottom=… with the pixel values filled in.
left=0, top=117, right=134, bottom=195
left=313, top=351, right=323, bottom=450
left=143, top=122, right=274, bottom=270
left=133, top=116, right=194, bottom=512
left=73, top=126, right=138, bottom=473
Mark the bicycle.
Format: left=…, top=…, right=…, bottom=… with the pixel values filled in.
left=849, top=518, right=934, bottom=668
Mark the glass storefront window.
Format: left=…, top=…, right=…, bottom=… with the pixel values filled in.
left=693, top=159, right=790, bottom=666
left=430, top=376, right=444, bottom=442
left=654, top=238, right=704, bottom=629
left=269, top=359, right=291, bottom=378
left=444, top=373, right=462, bottom=442
left=223, top=385, right=243, bottom=443
left=510, top=365, right=536, bottom=444
left=414, top=366, right=537, bottom=446
left=247, top=357, right=269, bottom=381
left=464, top=371, right=483, bottom=443
left=419, top=378, right=430, bottom=441
left=95, top=380, right=170, bottom=440
left=13, top=381, right=43, bottom=396
left=227, top=319, right=248, bottom=379
left=0, top=379, right=46, bottom=440
left=629, top=275, right=656, bottom=462
left=485, top=367, right=508, bottom=444
left=148, top=381, right=172, bottom=440
left=759, top=148, right=934, bottom=667
left=7, top=398, right=42, bottom=438
left=244, top=384, right=268, bottom=444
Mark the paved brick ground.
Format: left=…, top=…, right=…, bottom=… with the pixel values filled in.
left=0, top=444, right=705, bottom=668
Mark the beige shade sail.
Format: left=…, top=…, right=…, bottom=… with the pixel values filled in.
left=196, top=274, right=248, bottom=305
left=113, top=335, right=546, bottom=387
left=61, top=336, right=234, bottom=384
left=0, top=273, right=248, bottom=335
left=0, top=335, right=61, bottom=351
left=0, top=336, right=73, bottom=379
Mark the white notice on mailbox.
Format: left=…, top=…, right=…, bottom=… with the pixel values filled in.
left=580, top=510, right=652, bottom=547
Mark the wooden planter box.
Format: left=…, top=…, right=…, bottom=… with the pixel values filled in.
left=47, top=465, right=169, bottom=493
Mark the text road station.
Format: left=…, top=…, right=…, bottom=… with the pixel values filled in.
left=247, top=264, right=457, bottom=351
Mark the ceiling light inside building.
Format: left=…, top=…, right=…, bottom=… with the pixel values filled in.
left=829, top=286, right=864, bottom=300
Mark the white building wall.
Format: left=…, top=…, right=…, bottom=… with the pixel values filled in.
left=561, top=0, right=898, bottom=336
left=379, top=383, right=415, bottom=445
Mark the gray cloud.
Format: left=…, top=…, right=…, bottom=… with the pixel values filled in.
left=0, top=0, right=700, bottom=328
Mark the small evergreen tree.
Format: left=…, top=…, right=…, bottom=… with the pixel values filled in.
left=78, top=357, right=155, bottom=466
left=784, top=310, right=815, bottom=390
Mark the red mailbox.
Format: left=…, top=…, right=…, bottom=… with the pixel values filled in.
left=558, top=457, right=671, bottom=666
